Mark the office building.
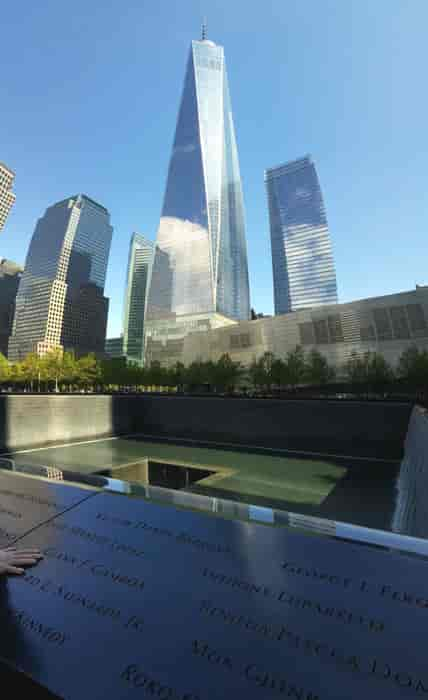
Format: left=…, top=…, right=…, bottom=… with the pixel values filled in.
left=0, top=162, right=16, bottom=232
left=0, top=259, right=23, bottom=357
left=265, top=155, right=338, bottom=315
left=176, top=286, right=428, bottom=376
left=9, top=194, right=113, bottom=360
left=145, top=32, right=250, bottom=364
left=123, top=233, right=153, bottom=363
left=105, top=337, right=125, bottom=359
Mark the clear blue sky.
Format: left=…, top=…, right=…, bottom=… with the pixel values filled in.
left=1, top=0, right=427, bottom=337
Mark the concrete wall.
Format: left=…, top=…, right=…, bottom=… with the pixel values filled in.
left=393, top=406, right=428, bottom=538
left=0, top=394, right=413, bottom=459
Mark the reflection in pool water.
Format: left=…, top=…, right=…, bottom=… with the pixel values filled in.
left=2, top=438, right=427, bottom=546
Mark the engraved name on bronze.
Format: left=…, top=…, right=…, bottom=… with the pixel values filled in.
left=19, top=573, right=145, bottom=633
left=47, top=520, right=146, bottom=559
left=202, top=567, right=384, bottom=632
left=43, top=547, right=145, bottom=591
left=282, top=561, right=428, bottom=610
left=96, top=513, right=232, bottom=554
left=197, top=602, right=428, bottom=695
left=4, top=608, right=69, bottom=646
left=121, top=664, right=200, bottom=699
left=192, top=640, right=319, bottom=699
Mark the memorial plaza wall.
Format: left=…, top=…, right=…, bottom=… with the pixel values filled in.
left=150, top=286, right=428, bottom=371
left=0, top=394, right=412, bottom=458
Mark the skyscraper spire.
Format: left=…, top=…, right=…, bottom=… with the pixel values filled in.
left=145, top=35, right=250, bottom=364
left=201, top=18, right=207, bottom=41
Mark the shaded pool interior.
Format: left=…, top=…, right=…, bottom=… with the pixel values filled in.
left=2, top=435, right=402, bottom=533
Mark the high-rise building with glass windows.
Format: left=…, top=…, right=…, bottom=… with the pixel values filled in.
left=123, top=232, right=153, bottom=363
left=0, top=162, right=16, bottom=233
left=0, top=259, right=23, bottom=357
left=145, top=34, right=250, bottom=365
left=8, top=194, right=113, bottom=360
left=265, top=155, right=338, bottom=315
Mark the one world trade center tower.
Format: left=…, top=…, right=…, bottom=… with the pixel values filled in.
left=145, top=32, right=250, bottom=364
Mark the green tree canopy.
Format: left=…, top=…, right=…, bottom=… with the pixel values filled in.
left=397, top=345, right=428, bottom=389
left=76, top=353, right=100, bottom=388
left=345, top=351, right=369, bottom=384
left=20, top=352, right=41, bottom=390
left=345, top=351, right=393, bottom=388
left=0, top=353, right=10, bottom=382
left=211, top=354, right=242, bottom=392
left=306, top=348, right=335, bottom=385
left=270, top=357, right=289, bottom=388
left=285, top=345, right=306, bottom=388
left=248, top=357, right=266, bottom=390
left=184, top=360, right=207, bottom=389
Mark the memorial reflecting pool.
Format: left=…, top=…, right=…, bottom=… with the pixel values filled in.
left=3, top=435, right=402, bottom=534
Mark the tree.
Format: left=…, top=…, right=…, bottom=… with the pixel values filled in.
left=147, top=360, right=166, bottom=388
left=211, top=354, right=242, bottom=392
left=285, top=346, right=306, bottom=388
left=43, top=348, right=65, bottom=392
left=397, top=345, right=428, bottom=390
left=345, top=351, right=393, bottom=392
left=345, top=351, right=369, bottom=384
left=101, top=358, right=128, bottom=389
left=0, top=354, right=10, bottom=384
left=20, top=352, right=41, bottom=391
left=76, top=354, right=100, bottom=389
left=62, top=352, right=78, bottom=389
left=366, top=352, right=393, bottom=390
left=248, top=357, right=266, bottom=391
left=169, top=362, right=186, bottom=391
left=9, top=361, right=24, bottom=387
left=183, top=360, right=209, bottom=391
left=305, top=349, right=335, bottom=385
left=271, top=357, right=289, bottom=392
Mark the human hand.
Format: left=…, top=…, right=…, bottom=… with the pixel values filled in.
left=0, top=547, right=43, bottom=576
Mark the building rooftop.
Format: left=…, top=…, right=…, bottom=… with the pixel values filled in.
left=264, top=155, right=313, bottom=179
left=0, top=258, right=23, bottom=276
left=0, top=162, right=15, bottom=177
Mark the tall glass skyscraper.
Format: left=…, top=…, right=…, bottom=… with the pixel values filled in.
left=0, top=259, right=22, bottom=357
left=145, top=34, right=250, bottom=364
left=123, top=232, right=153, bottom=363
left=0, top=162, right=16, bottom=233
left=265, top=156, right=338, bottom=315
left=9, top=194, right=113, bottom=360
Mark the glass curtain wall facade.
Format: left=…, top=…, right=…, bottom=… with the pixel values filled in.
left=123, top=233, right=153, bottom=363
left=145, top=37, right=250, bottom=363
left=8, top=194, right=113, bottom=360
left=0, top=162, right=16, bottom=233
left=265, top=156, right=338, bottom=315
left=0, top=259, right=22, bottom=357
